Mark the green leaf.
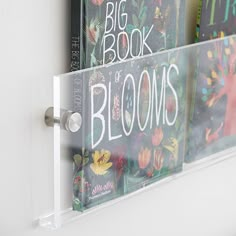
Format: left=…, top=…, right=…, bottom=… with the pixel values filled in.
left=140, top=12, right=147, bottom=28
left=73, top=154, right=82, bottom=168
left=83, top=157, right=89, bottom=166
left=132, top=14, right=139, bottom=28
left=139, top=6, right=147, bottom=19
left=140, top=0, right=145, bottom=13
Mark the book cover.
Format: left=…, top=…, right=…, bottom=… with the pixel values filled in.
left=78, top=0, right=186, bottom=69
left=71, top=0, right=186, bottom=211
left=72, top=47, right=187, bottom=211
left=196, top=0, right=236, bottom=42
left=186, top=36, right=236, bottom=162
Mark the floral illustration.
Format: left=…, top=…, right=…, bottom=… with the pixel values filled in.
left=187, top=37, right=236, bottom=161
left=72, top=0, right=186, bottom=211
left=163, top=138, right=179, bottom=160
left=86, top=18, right=101, bottom=46
left=90, top=150, right=113, bottom=175
left=90, top=0, right=104, bottom=6
left=112, top=95, right=121, bottom=121
left=89, top=71, right=105, bottom=95
left=153, top=148, right=164, bottom=171
left=152, top=128, right=164, bottom=147
left=111, top=147, right=127, bottom=181
left=73, top=153, right=89, bottom=170
left=83, top=0, right=184, bottom=68
left=138, top=147, right=152, bottom=169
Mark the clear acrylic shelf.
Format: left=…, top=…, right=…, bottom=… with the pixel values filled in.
left=38, top=35, right=236, bottom=229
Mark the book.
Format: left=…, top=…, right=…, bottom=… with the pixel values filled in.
left=72, top=47, right=187, bottom=211
left=186, top=36, right=236, bottom=162
left=71, top=0, right=83, bottom=71
left=71, top=0, right=186, bottom=70
left=71, top=0, right=186, bottom=211
left=195, top=0, right=236, bottom=42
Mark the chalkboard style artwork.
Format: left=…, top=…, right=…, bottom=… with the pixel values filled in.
left=196, top=0, right=236, bottom=42
left=71, top=0, right=186, bottom=70
left=72, top=48, right=187, bottom=211
left=186, top=37, right=236, bottom=162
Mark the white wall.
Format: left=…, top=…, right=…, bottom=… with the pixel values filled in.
left=0, top=0, right=236, bottom=235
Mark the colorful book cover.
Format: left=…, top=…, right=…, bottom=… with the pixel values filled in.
left=186, top=36, right=236, bottom=162
left=77, top=0, right=186, bottom=69
left=71, top=0, right=186, bottom=211
left=196, top=0, right=236, bottom=42
left=72, top=47, right=187, bottom=211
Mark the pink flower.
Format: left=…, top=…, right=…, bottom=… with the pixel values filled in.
left=152, top=128, right=163, bottom=146
left=90, top=0, right=104, bottom=6
left=138, top=147, right=151, bottom=169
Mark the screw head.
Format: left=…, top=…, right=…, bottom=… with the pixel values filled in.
left=65, top=112, right=82, bottom=133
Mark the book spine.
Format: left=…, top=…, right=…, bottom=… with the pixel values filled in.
left=71, top=0, right=83, bottom=71
left=195, top=0, right=203, bottom=42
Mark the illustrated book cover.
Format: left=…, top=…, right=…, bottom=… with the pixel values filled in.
left=195, top=0, right=236, bottom=42
left=71, top=0, right=186, bottom=70
left=71, top=48, right=187, bottom=211
left=186, top=36, right=236, bottom=162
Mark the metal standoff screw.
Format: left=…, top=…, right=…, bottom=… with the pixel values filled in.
left=45, top=107, right=82, bottom=133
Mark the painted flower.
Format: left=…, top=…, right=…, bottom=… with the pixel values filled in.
left=152, top=128, right=164, bottom=146
left=74, top=175, right=81, bottom=185
left=112, top=95, right=121, bottom=121
left=73, top=174, right=91, bottom=193
left=112, top=154, right=126, bottom=180
left=166, top=96, right=176, bottom=113
left=138, top=147, right=151, bottom=169
left=90, top=0, right=104, bottom=5
left=163, top=138, right=179, bottom=160
left=153, top=148, right=164, bottom=170
left=90, top=150, right=112, bottom=175
left=89, top=71, right=105, bottom=95
left=86, top=18, right=101, bottom=45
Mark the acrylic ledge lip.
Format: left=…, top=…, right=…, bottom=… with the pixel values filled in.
left=36, top=146, right=236, bottom=230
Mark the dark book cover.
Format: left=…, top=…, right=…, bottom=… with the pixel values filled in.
left=196, top=0, right=236, bottom=42
left=186, top=36, right=236, bottom=162
left=71, top=0, right=186, bottom=211
left=79, top=0, right=186, bottom=69
left=72, top=48, right=187, bottom=211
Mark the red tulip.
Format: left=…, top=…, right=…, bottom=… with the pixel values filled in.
left=138, top=147, right=151, bottom=169
left=152, top=128, right=163, bottom=146
left=91, top=0, right=104, bottom=6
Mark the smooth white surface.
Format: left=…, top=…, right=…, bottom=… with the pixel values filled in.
left=0, top=0, right=236, bottom=235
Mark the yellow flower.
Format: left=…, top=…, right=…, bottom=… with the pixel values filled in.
left=163, top=138, right=179, bottom=160
left=90, top=150, right=112, bottom=175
